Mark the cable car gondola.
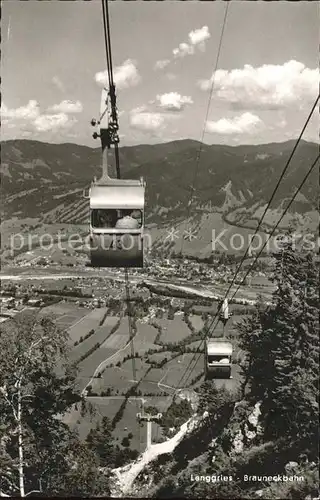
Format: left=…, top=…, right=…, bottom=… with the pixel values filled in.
left=87, top=87, right=146, bottom=268
left=204, top=339, right=233, bottom=379
left=89, top=176, right=145, bottom=268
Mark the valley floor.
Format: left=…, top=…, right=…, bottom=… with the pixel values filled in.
left=0, top=259, right=271, bottom=458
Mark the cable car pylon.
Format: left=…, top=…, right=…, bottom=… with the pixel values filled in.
left=137, top=411, right=162, bottom=450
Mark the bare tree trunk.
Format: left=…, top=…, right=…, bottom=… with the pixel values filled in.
left=241, top=357, right=252, bottom=399
left=17, top=388, right=25, bottom=498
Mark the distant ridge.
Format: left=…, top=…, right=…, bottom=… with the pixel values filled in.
left=1, top=138, right=318, bottom=257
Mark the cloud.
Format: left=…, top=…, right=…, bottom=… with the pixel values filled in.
left=173, top=25, right=211, bottom=58
left=20, top=131, right=33, bottom=138
left=165, top=73, right=177, bottom=81
left=1, top=100, right=40, bottom=120
left=154, top=59, right=170, bottom=71
left=33, top=113, right=76, bottom=132
left=156, top=92, right=193, bottom=112
left=95, top=59, right=141, bottom=90
left=198, top=60, right=318, bottom=110
left=206, top=112, right=263, bottom=135
left=129, top=107, right=165, bottom=132
left=188, top=26, right=210, bottom=49
left=173, top=43, right=195, bottom=58
left=1, top=100, right=76, bottom=135
left=52, top=76, right=65, bottom=92
left=47, top=100, right=83, bottom=113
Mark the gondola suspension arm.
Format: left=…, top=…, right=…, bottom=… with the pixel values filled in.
left=91, top=0, right=121, bottom=180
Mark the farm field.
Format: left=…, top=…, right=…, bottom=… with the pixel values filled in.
left=186, top=340, right=203, bottom=350
left=90, top=368, right=166, bottom=395
left=43, top=301, right=86, bottom=318
left=208, top=314, right=243, bottom=338
left=42, top=302, right=75, bottom=316
left=118, top=358, right=150, bottom=380
left=62, top=396, right=145, bottom=451
left=138, top=375, right=174, bottom=396
left=90, top=321, right=163, bottom=394
left=100, top=317, right=131, bottom=349
left=112, top=398, right=146, bottom=452
left=156, top=314, right=192, bottom=343
left=249, top=275, right=273, bottom=287
left=160, top=353, right=204, bottom=388
left=133, top=321, right=160, bottom=350
left=74, top=317, right=138, bottom=388
left=91, top=359, right=150, bottom=395
left=1, top=221, right=88, bottom=263
left=101, top=320, right=162, bottom=362
left=77, top=347, right=121, bottom=390
left=63, top=397, right=124, bottom=441
left=148, top=351, right=172, bottom=363
left=191, top=305, right=217, bottom=315
left=96, top=349, right=206, bottom=398
left=67, top=307, right=108, bottom=344
left=41, top=302, right=89, bottom=337
left=81, top=395, right=168, bottom=450
left=69, top=316, right=120, bottom=362
left=91, top=370, right=136, bottom=394
left=59, top=310, right=101, bottom=339
left=189, top=314, right=205, bottom=331
left=141, top=396, right=174, bottom=413
left=65, top=355, right=240, bottom=442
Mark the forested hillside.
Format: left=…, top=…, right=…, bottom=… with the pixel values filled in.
left=144, top=245, right=319, bottom=499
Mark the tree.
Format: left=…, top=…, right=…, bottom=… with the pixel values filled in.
left=0, top=310, right=109, bottom=497
left=198, top=381, right=236, bottom=419
left=86, top=416, right=115, bottom=467
left=113, top=447, right=139, bottom=468
left=238, top=245, right=319, bottom=459
left=121, top=436, right=130, bottom=448
left=168, top=306, right=175, bottom=321
left=161, top=399, right=193, bottom=435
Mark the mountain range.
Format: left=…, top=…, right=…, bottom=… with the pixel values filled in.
left=1, top=138, right=318, bottom=257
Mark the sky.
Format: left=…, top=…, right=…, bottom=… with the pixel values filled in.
left=1, top=1, right=319, bottom=147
